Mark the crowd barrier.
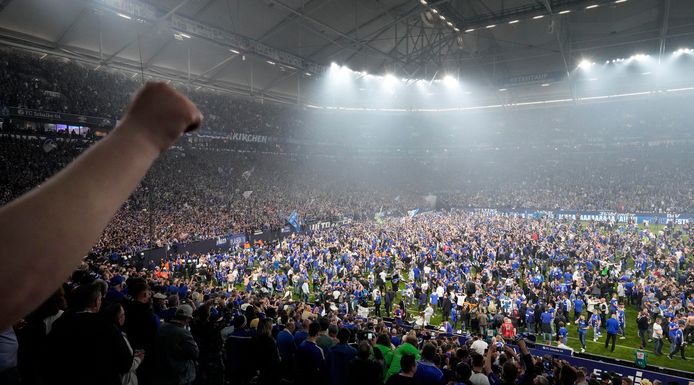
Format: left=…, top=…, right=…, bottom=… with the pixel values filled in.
left=526, top=347, right=694, bottom=385
left=466, top=207, right=692, bottom=225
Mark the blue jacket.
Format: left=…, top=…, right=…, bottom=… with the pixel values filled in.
left=327, top=343, right=357, bottom=385
left=606, top=317, right=620, bottom=334
left=414, top=360, right=446, bottom=385
left=295, top=340, right=327, bottom=385
left=277, top=329, right=296, bottom=360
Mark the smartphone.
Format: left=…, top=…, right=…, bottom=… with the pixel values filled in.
left=368, top=333, right=373, bottom=340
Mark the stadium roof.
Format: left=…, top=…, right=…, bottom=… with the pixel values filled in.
left=0, top=0, right=693, bottom=104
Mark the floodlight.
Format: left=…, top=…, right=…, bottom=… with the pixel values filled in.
left=117, top=13, right=131, bottom=19
left=558, top=10, right=571, bottom=14
left=442, top=75, right=457, bottom=87
left=465, top=28, right=475, bottom=32
left=533, top=15, right=545, bottom=19
left=509, top=20, right=519, bottom=24
left=585, top=4, right=599, bottom=9
left=578, top=59, right=594, bottom=70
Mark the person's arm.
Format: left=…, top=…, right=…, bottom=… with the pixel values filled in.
left=483, top=337, right=495, bottom=375
left=516, top=339, right=536, bottom=385
left=0, top=82, right=201, bottom=330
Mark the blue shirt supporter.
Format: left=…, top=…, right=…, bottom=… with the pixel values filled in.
left=541, top=311, right=552, bottom=325
left=606, top=317, right=620, bottom=334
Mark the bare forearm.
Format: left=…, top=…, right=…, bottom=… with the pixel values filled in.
left=0, top=122, right=159, bottom=329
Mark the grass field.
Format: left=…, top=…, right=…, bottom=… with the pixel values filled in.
left=387, top=294, right=693, bottom=372
left=383, top=273, right=694, bottom=373
left=253, top=223, right=692, bottom=372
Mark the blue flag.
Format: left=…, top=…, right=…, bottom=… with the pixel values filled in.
left=407, top=208, right=419, bottom=218
left=288, top=210, right=301, bottom=232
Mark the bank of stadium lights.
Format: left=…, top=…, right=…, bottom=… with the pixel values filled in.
left=117, top=12, right=131, bottom=19
left=458, top=0, right=635, bottom=35
left=173, top=32, right=191, bottom=40
left=673, top=48, right=694, bottom=56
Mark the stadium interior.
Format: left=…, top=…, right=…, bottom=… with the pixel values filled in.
left=0, top=1, right=692, bottom=385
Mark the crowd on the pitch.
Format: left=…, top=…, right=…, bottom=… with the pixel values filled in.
left=5, top=211, right=692, bottom=385
left=2, top=134, right=694, bottom=256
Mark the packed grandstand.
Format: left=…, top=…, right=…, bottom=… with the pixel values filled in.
left=1, top=1, right=694, bottom=385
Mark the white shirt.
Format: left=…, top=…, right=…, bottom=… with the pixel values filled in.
left=653, top=323, right=663, bottom=339
left=470, top=339, right=489, bottom=355
left=457, top=294, right=466, bottom=306
left=424, top=306, right=434, bottom=324
left=470, top=372, right=490, bottom=385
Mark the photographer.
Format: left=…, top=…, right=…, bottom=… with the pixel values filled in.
left=484, top=337, right=535, bottom=385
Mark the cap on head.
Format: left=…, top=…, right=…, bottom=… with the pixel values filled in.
left=175, top=304, right=194, bottom=319
left=109, top=275, right=125, bottom=287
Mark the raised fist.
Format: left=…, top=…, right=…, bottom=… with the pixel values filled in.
left=119, top=82, right=203, bottom=153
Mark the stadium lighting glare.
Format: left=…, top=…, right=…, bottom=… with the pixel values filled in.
left=330, top=62, right=339, bottom=70
left=266, top=60, right=276, bottom=65
left=229, top=49, right=240, bottom=54
left=442, top=75, right=457, bottom=87
left=117, top=13, right=131, bottom=20
left=509, top=20, right=519, bottom=24
left=541, top=83, right=551, bottom=87
left=465, top=28, right=475, bottom=32
left=453, top=27, right=460, bottom=32
left=673, top=48, right=694, bottom=56
left=447, top=21, right=454, bottom=27
left=419, top=0, right=427, bottom=4
left=499, top=88, right=508, bottom=91
left=578, top=59, right=595, bottom=70
left=585, top=4, right=599, bottom=9
left=641, top=72, right=652, bottom=75
left=383, top=74, right=398, bottom=87
left=486, top=24, right=496, bottom=29
left=558, top=10, right=571, bottom=14
left=631, top=54, right=649, bottom=62
left=305, top=72, right=312, bottom=76
left=614, top=0, right=627, bottom=3
left=431, top=8, right=439, bottom=14
left=439, top=15, right=446, bottom=21
left=533, top=15, right=545, bottom=19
